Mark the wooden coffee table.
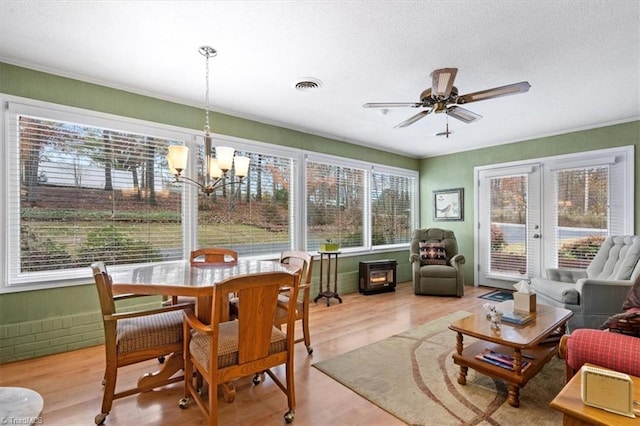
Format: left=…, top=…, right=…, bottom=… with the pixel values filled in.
left=448, top=300, right=573, bottom=407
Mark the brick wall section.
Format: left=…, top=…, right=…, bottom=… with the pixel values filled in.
left=0, top=311, right=104, bottom=363
left=0, top=271, right=412, bottom=364
left=0, top=301, right=160, bottom=364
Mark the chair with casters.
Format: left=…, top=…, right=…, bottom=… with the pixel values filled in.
left=179, top=271, right=299, bottom=425
left=164, top=247, right=238, bottom=307
left=91, top=262, right=192, bottom=425
left=275, top=250, right=314, bottom=355
left=409, top=228, right=465, bottom=297
left=190, top=247, right=239, bottom=264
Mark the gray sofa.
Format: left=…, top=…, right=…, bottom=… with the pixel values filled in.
left=530, top=235, right=640, bottom=330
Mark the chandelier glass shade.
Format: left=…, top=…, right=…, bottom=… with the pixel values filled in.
left=166, top=46, right=249, bottom=195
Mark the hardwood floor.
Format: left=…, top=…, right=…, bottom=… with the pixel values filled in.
left=0, top=282, right=492, bottom=425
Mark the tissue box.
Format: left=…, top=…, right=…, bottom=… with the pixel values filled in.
left=319, top=243, right=340, bottom=252
left=514, top=292, right=536, bottom=313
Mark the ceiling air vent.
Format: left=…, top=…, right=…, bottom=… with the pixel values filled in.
left=294, top=78, right=323, bottom=92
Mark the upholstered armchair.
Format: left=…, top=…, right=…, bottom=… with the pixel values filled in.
left=531, top=235, right=640, bottom=330
left=409, top=228, right=465, bottom=297
left=558, top=329, right=640, bottom=382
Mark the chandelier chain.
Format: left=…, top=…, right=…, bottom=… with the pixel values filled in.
left=204, top=51, right=210, bottom=136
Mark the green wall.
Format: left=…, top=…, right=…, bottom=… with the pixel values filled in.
left=0, top=63, right=416, bottom=362
left=1, top=62, right=638, bottom=362
left=419, top=121, right=640, bottom=283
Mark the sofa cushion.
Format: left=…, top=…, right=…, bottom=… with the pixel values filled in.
left=419, top=264, right=457, bottom=278
left=419, top=241, right=447, bottom=265
left=587, top=235, right=640, bottom=280
left=530, top=278, right=579, bottom=305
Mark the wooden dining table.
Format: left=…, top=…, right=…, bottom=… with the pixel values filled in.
left=109, top=259, right=298, bottom=393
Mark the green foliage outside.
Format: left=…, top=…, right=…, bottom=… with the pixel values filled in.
left=21, top=223, right=162, bottom=271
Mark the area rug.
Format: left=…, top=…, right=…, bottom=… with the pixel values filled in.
left=313, top=311, right=563, bottom=426
left=479, top=289, right=514, bottom=302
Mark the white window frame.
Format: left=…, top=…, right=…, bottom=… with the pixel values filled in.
left=303, top=151, right=419, bottom=253
left=1, top=95, right=419, bottom=293
left=474, top=146, right=634, bottom=287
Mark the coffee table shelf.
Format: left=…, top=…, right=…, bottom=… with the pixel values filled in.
left=454, top=340, right=558, bottom=386
left=449, top=300, right=573, bottom=408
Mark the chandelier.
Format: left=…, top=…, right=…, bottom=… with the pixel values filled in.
left=166, top=46, right=249, bottom=195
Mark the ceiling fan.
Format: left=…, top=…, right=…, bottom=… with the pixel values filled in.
left=363, top=68, right=531, bottom=128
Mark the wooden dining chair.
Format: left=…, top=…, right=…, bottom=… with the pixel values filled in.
left=91, top=262, right=192, bottom=425
left=276, top=250, right=314, bottom=354
left=179, top=271, right=299, bottom=425
left=165, top=247, right=239, bottom=307
left=190, top=247, right=238, bottom=264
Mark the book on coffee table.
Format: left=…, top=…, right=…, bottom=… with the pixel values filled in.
left=475, top=348, right=531, bottom=372
left=501, top=310, right=533, bottom=325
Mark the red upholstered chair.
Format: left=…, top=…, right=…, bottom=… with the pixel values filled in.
left=558, top=329, right=640, bottom=383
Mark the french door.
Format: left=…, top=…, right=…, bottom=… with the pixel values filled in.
left=477, top=164, right=542, bottom=289
left=475, top=146, right=633, bottom=289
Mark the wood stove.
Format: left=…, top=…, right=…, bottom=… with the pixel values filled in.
left=359, top=260, right=396, bottom=294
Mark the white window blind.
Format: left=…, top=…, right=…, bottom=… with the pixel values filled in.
left=552, top=166, right=609, bottom=268
left=305, top=158, right=366, bottom=251
left=371, top=169, right=416, bottom=246
left=196, top=146, right=297, bottom=257
left=7, top=105, right=186, bottom=285
left=488, top=174, right=530, bottom=276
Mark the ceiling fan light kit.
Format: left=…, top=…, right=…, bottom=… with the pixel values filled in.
left=364, top=67, right=531, bottom=128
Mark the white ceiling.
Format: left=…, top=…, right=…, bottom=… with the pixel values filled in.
left=1, top=1, right=638, bottom=158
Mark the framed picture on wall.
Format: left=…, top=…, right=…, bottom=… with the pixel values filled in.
left=433, top=188, right=464, bottom=221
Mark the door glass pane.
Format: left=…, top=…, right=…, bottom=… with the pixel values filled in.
left=555, top=167, right=608, bottom=268
left=490, top=175, right=528, bottom=276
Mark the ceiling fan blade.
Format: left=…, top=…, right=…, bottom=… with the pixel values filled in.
left=446, top=106, right=482, bottom=124
left=394, top=110, right=431, bottom=128
left=431, top=68, right=458, bottom=98
left=457, top=81, right=531, bottom=104
left=363, top=102, right=423, bottom=108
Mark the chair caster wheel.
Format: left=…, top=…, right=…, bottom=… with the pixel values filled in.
left=252, top=372, right=265, bottom=385
left=95, top=413, right=107, bottom=425
left=178, top=397, right=190, bottom=409
left=284, top=410, right=295, bottom=423
left=306, top=346, right=313, bottom=355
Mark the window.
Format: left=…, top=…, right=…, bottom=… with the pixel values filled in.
left=3, top=97, right=418, bottom=291
left=6, top=101, right=189, bottom=287
left=305, top=157, right=366, bottom=250
left=476, top=146, right=633, bottom=289
left=371, top=168, right=416, bottom=247
left=195, top=140, right=298, bottom=257
left=553, top=166, right=609, bottom=268
left=305, top=153, right=418, bottom=252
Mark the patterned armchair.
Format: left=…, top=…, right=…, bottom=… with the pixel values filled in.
left=558, top=329, right=640, bottom=382
left=409, top=228, right=465, bottom=297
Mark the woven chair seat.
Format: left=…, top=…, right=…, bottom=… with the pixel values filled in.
left=116, top=310, right=183, bottom=354
left=276, top=294, right=302, bottom=320
left=190, top=321, right=287, bottom=370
